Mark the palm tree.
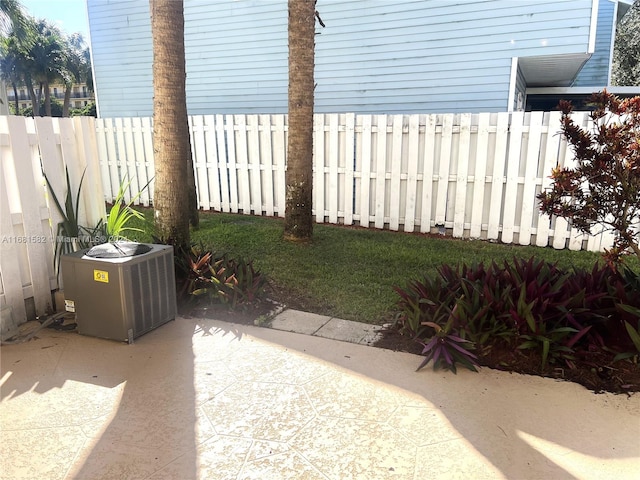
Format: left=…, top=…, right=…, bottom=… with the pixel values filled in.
left=28, top=19, right=65, bottom=116
left=283, top=0, right=317, bottom=241
left=0, top=0, right=31, bottom=113
left=61, top=33, right=91, bottom=116
left=0, top=37, right=21, bottom=113
left=149, top=0, right=198, bottom=250
left=0, top=0, right=28, bottom=38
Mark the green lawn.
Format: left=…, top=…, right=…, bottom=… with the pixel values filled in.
left=128, top=209, right=637, bottom=324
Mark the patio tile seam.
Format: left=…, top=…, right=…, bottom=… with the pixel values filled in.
left=285, top=443, right=333, bottom=480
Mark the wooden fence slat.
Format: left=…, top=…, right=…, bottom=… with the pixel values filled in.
left=536, top=111, right=561, bottom=247
left=226, top=115, right=239, bottom=213
left=73, top=116, right=105, bottom=227
left=95, top=118, right=115, bottom=203
left=236, top=115, right=251, bottom=214
left=103, top=118, right=120, bottom=201
left=314, top=114, right=326, bottom=222
left=328, top=114, right=340, bottom=224
left=569, top=113, right=596, bottom=251
left=435, top=114, right=453, bottom=226
left=247, top=115, right=262, bottom=214
left=215, top=114, right=231, bottom=212
left=259, top=114, right=275, bottom=217
left=0, top=117, right=28, bottom=325
left=344, top=113, right=355, bottom=226
left=551, top=121, right=572, bottom=249
left=453, top=113, right=471, bottom=237
left=203, top=115, right=221, bottom=211
left=404, top=114, right=420, bottom=232
left=487, top=112, right=509, bottom=240
left=470, top=112, right=490, bottom=238
left=6, top=116, right=51, bottom=314
left=501, top=111, right=524, bottom=244
left=131, top=117, right=150, bottom=206
left=274, top=114, right=286, bottom=217
left=191, top=115, right=210, bottom=210
left=519, top=111, right=544, bottom=245
left=113, top=118, right=129, bottom=203
left=122, top=117, right=140, bottom=204
left=359, top=115, right=372, bottom=227
left=374, top=115, right=387, bottom=229
left=420, top=114, right=436, bottom=234
left=33, top=117, right=63, bottom=234
left=389, top=115, right=403, bottom=231
left=141, top=117, right=155, bottom=205
left=58, top=118, right=92, bottom=230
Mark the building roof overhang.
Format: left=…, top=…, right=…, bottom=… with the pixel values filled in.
left=519, top=53, right=592, bottom=87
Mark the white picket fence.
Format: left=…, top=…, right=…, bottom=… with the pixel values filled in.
left=0, top=116, right=104, bottom=334
left=97, top=111, right=618, bottom=251
left=1, top=111, right=629, bottom=333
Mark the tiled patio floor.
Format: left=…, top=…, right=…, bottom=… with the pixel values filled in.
left=1, top=312, right=639, bottom=479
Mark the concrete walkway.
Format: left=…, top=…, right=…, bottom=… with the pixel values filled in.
left=1, top=310, right=639, bottom=479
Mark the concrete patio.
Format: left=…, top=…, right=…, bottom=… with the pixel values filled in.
left=1, top=309, right=639, bottom=480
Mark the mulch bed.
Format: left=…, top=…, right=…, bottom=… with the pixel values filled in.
left=374, top=326, right=640, bottom=395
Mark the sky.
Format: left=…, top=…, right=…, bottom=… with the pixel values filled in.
left=20, top=0, right=90, bottom=39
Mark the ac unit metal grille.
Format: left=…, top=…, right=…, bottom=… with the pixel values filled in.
left=130, top=251, right=175, bottom=337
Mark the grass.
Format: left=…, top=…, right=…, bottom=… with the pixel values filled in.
left=124, top=208, right=640, bottom=325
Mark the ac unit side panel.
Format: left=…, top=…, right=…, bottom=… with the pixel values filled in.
left=123, top=247, right=176, bottom=339
left=62, top=257, right=130, bottom=342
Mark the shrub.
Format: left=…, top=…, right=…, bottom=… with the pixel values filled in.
left=538, top=91, right=640, bottom=265
left=394, top=257, right=640, bottom=374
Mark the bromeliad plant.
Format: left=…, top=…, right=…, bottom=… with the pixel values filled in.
left=178, top=244, right=266, bottom=309
left=417, top=319, right=479, bottom=373
left=395, top=256, right=640, bottom=376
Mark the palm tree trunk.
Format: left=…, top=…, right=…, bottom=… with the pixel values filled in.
left=284, top=0, right=315, bottom=241
left=27, top=80, right=37, bottom=115
left=63, top=84, right=71, bottom=116
left=11, top=82, right=19, bottom=113
left=43, top=79, right=51, bottom=116
left=150, top=0, right=194, bottom=249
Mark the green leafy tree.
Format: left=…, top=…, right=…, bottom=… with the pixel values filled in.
left=612, top=1, right=640, bottom=86
left=538, top=91, right=640, bottom=264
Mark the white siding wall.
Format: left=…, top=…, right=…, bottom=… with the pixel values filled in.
left=88, top=0, right=595, bottom=117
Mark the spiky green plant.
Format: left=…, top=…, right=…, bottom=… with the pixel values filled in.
left=44, top=167, right=90, bottom=275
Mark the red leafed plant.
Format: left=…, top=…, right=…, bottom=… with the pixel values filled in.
left=538, top=91, right=640, bottom=265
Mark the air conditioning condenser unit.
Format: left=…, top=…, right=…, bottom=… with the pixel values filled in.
left=61, top=242, right=177, bottom=343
